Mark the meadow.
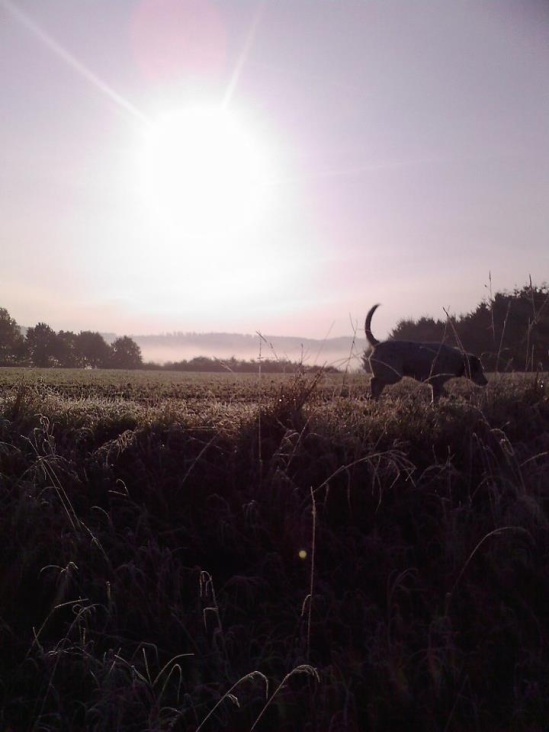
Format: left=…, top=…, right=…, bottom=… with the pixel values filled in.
left=1, top=367, right=548, bottom=731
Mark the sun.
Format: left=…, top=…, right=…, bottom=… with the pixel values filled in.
left=138, top=104, right=273, bottom=240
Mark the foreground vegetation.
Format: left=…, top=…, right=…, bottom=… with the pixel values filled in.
left=1, top=367, right=548, bottom=730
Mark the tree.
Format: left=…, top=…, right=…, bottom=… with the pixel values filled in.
left=390, top=317, right=448, bottom=343
left=110, top=336, right=143, bottom=369
left=0, top=308, right=25, bottom=365
left=76, top=331, right=111, bottom=368
left=26, top=323, right=59, bottom=367
left=461, top=283, right=549, bottom=371
left=363, top=282, right=549, bottom=373
left=55, top=330, right=84, bottom=368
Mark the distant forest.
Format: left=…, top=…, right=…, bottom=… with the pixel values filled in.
left=1, top=282, right=548, bottom=371
left=363, top=282, right=549, bottom=373
left=0, top=312, right=336, bottom=373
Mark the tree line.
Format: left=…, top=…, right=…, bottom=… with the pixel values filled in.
left=3, top=282, right=548, bottom=372
left=363, top=282, right=549, bottom=372
left=0, top=309, right=336, bottom=372
left=0, top=310, right=143, bottom=369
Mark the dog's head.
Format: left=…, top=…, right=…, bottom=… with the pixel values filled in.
left=462, top=354, right=488, bottom=386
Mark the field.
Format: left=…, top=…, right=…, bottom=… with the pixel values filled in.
left=1, top=367, right=548, bottom=731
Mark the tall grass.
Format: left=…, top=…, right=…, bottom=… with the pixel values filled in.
left=0, top=368, right=548, bottom=730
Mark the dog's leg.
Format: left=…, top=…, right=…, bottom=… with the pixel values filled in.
left=430, top=377, right=449, bottom=403
left=370, top=377, right=385, bottom=400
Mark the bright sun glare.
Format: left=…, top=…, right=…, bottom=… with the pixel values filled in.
left=139, top=105, right=273, bottom=240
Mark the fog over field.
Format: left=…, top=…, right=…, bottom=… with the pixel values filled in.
left=126, top=332, right=367, bottom=369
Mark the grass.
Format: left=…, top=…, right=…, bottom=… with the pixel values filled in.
left=0, top=367, right=548, bottom=730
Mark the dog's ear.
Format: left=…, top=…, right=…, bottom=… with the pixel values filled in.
left=464, top=354, right=484, bottom=378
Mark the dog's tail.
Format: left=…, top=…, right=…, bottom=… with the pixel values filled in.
left=365, top=304, right=381, bottom=347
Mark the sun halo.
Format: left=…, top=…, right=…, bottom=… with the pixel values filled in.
left=138, top=104, right=274, bottom=243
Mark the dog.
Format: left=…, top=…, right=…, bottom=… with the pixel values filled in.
left=365, top=304, right=488, bottom=402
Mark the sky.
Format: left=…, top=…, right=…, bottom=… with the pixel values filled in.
left=1, top=0, right=548, bottom=342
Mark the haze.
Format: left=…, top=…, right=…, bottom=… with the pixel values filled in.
left=2, top=0, right=548, bottom=343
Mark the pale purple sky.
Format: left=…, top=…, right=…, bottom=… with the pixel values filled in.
left=1, top=0, right=548, bottom=340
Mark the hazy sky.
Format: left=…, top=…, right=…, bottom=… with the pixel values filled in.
left=2, top=0, right=548, bottom=340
